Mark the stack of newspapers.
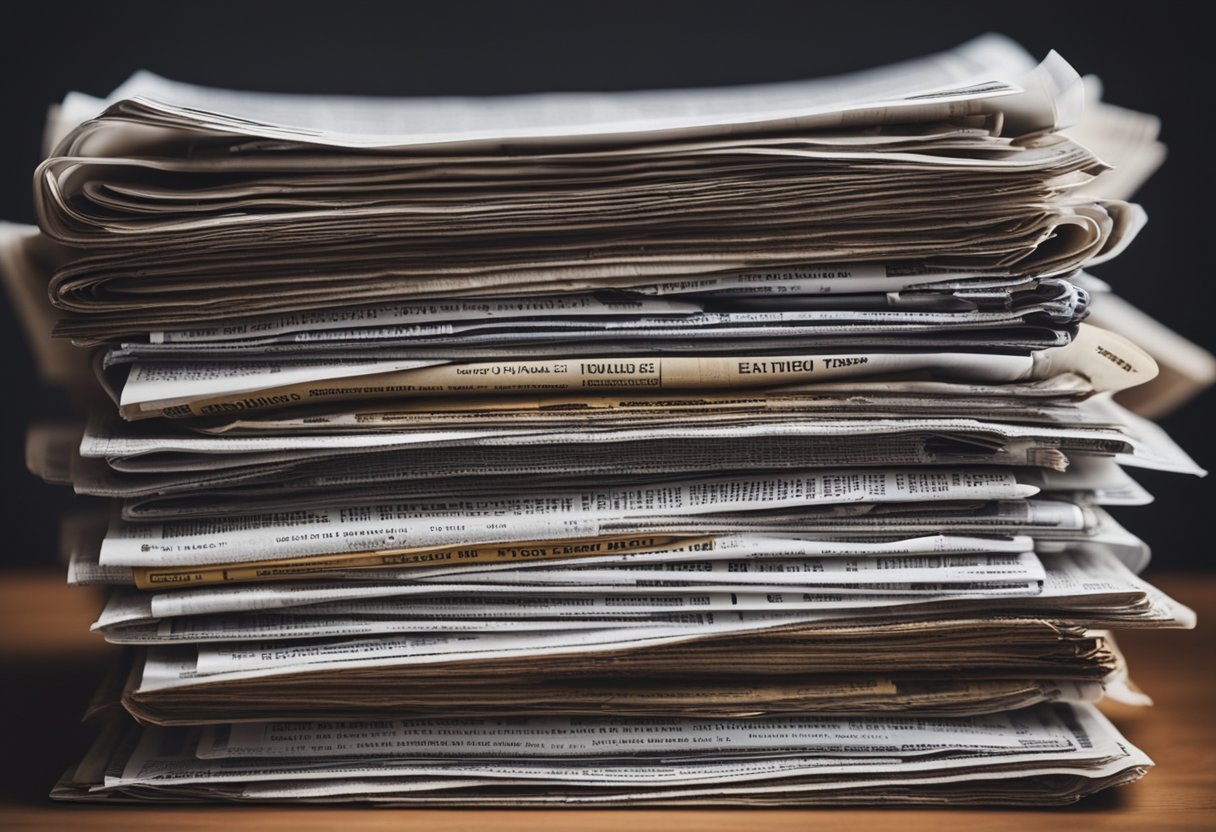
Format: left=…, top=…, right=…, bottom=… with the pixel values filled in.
left=4, top=34, right=1204, bottom=806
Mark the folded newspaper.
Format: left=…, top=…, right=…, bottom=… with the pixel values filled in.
left=1, top=33, right=1204, bottom=807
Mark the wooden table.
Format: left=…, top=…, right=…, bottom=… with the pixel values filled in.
left=0, top=570, right=1212, bottom=831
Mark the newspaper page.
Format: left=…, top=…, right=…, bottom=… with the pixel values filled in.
left=118, top=324, right=1155, bottom=419
left=97, top=469, right=1040, bottom=566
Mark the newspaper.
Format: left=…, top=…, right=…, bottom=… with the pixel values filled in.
left=126, top=279, right=1081, bottom=352
left=99, top=550, right=1188, bottom=698
left=33, top=36, right=1140, bottom=345
left=119, top=533, right=1039, bottom=589
left=122, top=615, right=1117, bottom=711
left=173, top=384, right=1099, bottom=435
left=113, top=629, right=1122, bottom=727
left=103, top=594, right=1054, bottom=645
left=77, top=390, right=1206, bottom=484
left=10, top=33, right=1202, bottom=808
left=184, top=606, right=1091, bottom=676
left=110, top=459, right=1145, bottom=524
left=195, top=711, right=1082, bottom=760
left=96, top=468, right=1040, bottom=567
left=116, top=324, right=1154, bottom=419
left=69, top=498, right=1100, bottom=589
left=52, top=704, right=1151, bottom=807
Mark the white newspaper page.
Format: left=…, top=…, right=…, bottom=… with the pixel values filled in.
left=98, top=469, right=1038, bottom=567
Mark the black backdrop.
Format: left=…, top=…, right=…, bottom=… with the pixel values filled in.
left=1, top=1, right=1211, bottom=569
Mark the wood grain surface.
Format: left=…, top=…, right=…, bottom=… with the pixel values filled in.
left=0, top=570, right=1211, bottom=831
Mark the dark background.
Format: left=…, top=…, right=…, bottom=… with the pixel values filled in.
left=1, top=0, right=1211, bottom=570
